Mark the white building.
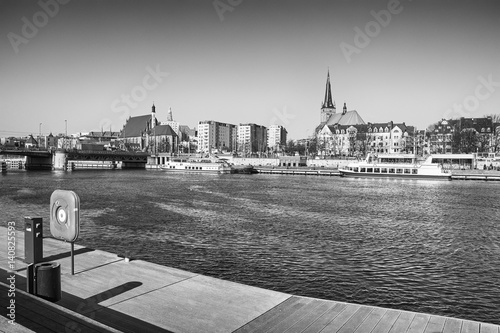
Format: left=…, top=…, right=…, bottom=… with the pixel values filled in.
left=267, top=125, right=287, bottom=153
left=197, top=120, right=237, bottom=154
left=237, top=123, right=267, bottom=155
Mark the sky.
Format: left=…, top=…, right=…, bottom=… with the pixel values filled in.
left=1, top=0, right=499, bottom=139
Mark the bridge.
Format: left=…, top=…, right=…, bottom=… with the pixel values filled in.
left=0, top=149, right=149, bottom=170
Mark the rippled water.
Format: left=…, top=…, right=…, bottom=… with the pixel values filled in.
left=1, top=170, right=500, bottom=324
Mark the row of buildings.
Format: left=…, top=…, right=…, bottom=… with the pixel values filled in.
left=314, top=71, right=500, bottom=157
left=2, top=70, right=499, bottom=156
left=117, top=104, right=288, bottom=156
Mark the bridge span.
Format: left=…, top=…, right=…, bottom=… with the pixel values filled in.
left=0, top=149, right=149, bottom=170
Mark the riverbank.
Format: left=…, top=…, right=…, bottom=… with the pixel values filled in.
left=2, top=226, right=499, bottom=332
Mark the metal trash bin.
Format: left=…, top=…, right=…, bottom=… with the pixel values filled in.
left=35, top=262, right=61, bottom=302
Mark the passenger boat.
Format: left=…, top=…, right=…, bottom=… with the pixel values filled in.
left=339, top=154, right=451, bottom=180
left=160, top=156, right=232, bottom=174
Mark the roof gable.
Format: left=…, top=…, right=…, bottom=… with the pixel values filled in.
left=123, top=115, right=153, bottom=138
left=325, top=110, right=365, bottom=126
left=149, top=124, right=178, bottom=137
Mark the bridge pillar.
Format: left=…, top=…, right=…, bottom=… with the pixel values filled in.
left=53, top=150, right=68, bottom=170
left=25, top=156, right=53, bottom=170
left=122, top=162, right=146, bottom=169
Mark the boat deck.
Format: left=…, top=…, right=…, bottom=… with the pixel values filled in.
left=1, top=226, right=499, bottom=333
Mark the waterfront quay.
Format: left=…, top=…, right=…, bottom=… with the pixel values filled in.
left=2, top=227, right=499, bottom=333
left=253, top=167, right=500, bottom=181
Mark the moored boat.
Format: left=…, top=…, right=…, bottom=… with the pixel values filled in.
left=339, top=154, right=451, bottom=180
left=159, top=156, right=232, bottom=174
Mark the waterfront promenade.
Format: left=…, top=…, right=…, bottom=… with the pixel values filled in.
left=1, top=226, right=499, bottom=333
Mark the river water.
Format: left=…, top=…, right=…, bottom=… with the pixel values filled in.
left=1, top=170, right=500, bottom=324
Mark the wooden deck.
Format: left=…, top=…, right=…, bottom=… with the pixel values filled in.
left=1, top=226, right=499, bottom=333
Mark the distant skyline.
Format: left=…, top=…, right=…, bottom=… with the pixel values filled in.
left=1, top=0, right=499, bottom=139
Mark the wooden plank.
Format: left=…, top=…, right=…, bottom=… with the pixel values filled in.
left=320, top=303, right=362, bottom=332
left=224, top=296, right=298, bottom=332
left=354, top=307, right=387, bottom=333
left=461, top=320, right=479, bottom=333
left=0, top=315, right=36, bottom=333
left=389, top=311, right=416, bottom=333
left=443, top=318, right=462, bottom=333
left=267, top=299, right=326, bottom=333
left=371, top=309, right=402, bottom=333
left=248, top=296, right=314, bottom=332
left=301, top=302, right=348, bottom=333
left=480, top=323, right=499, bottom=333
left=407, top=313, right=431, bottom=333
left=235, top=297, right=297, bottom=333
left=424, top=315, right=446, bottom=333
left=0, top=282, right=118, bottom=333
left=283, top=300, right=338, bottom=333
left=337, top=305, right=374, bottom=333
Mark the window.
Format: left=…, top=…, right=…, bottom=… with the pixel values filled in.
left=381, top=168, right=387, bottom=173
left=374, top=168, right=380, bottom=173
left=404, top=169, right=410, bottom=174
left=360, top=167, right=366, bottom=172
left=397, top=169, right=403, bottom=174
left=354, top=167, right=359, bottom=172
left=389, top=168, right=395, bottom=173
left=412, top=169, right=418, bottom=174
left=367, top=168, right=373, bottom=173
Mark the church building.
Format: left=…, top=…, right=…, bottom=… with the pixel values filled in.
left=315, top=70, right=366, bottom=156
left=122, top=104, right=178, bottom=153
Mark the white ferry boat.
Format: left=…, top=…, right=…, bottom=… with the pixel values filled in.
left=159, top=156, right=232, bottom=174
left=339, top=154, right=451, bottom=180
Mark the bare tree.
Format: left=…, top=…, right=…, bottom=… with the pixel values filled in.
left=460, top=129, right=478, bottom=153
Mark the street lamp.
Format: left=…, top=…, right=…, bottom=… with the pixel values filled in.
left=39, top=123, right=42, bottom=149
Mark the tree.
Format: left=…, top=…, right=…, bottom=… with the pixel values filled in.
left=354, top=132, right=371, bottom=157
left=307, top=137, right=318, bottom=157
left=451, top=128, right=461, bottom=153
left=459, top=129, right=478, bottom=153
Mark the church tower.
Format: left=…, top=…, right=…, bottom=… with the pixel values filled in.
left=167, top=107, right=173, bottom=121
left=151, top=103, right=156, bottom=129
left=320, top=70, right=336, bottom=123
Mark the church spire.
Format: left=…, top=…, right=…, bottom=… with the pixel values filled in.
left=320, top=69, right=336, bottom=123
left=322, top=70, right=334, bottom=109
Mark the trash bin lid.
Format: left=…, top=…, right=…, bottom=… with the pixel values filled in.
left=35, top=262, right=60, bottom=270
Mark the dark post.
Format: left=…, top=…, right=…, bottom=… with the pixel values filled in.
left=24, top=217, right=43, bottom=264
left=71, top=242, right=75, bottom=275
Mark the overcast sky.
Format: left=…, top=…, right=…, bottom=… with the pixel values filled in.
left=1, top=0, right=499, bottom=139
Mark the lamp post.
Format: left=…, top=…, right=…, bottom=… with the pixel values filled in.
left=39, top=123, right=42, bottom=149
